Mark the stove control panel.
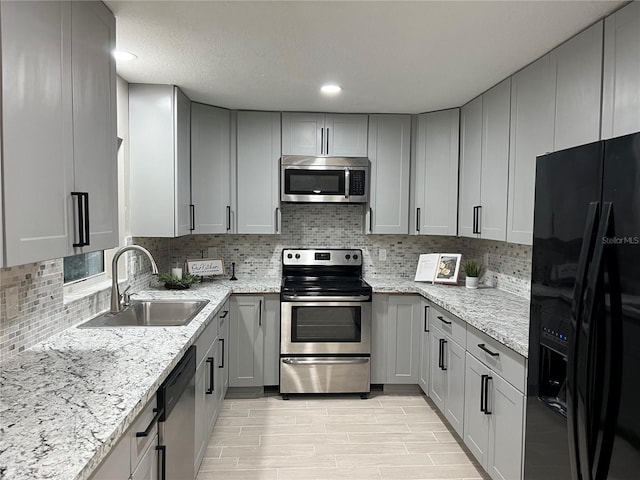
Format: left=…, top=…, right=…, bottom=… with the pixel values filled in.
left=283, top=249, right=363, bottom=266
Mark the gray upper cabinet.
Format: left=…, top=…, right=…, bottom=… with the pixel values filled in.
left=129, top=85, right=191, bottom=237
left=1, top=1, right=117, bottom=266
left=366, top=114, right=411, bottom=234
left=236, top=111, right=281, bottom=234
left=507, top=55, right=556, bottom=246
left=413, top=109, right=459, bottom=236
left=602, top=1, right=640, bottom=139
left=191, top=103, right=233, bottom=234
left=552, top=21, right=603, bottom=151
left=459, top=79, right=511, bottom=241
left=281, top=112, right=368, bottom=156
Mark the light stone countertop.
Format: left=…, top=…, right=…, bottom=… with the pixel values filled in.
left=0, top=275, right=527, bottom=480
left=365, top=277, right=531, bottom=358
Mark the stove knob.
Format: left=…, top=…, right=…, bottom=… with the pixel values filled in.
left=295, top=253, right=301, bottom=259
left=345, top=254, right=351, bottom=260
left=287, top=253, right=293, bottom=259
left=353, top=254, right=358, bottom=260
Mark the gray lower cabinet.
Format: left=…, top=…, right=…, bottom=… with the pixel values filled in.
left=385, top=295, right=422, bottom=384
left=370, top=294, right=388, bottom=384
left=418, top=300, right=431, bottom=395
left=602, top=1, right=640, bottom=139
left=429, top=307, right=466, bottom=437
left=130, top=438, right=158, bottom=480
left=229, top=295, right=280, bottom=388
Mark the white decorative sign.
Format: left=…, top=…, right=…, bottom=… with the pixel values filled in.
left=186, top=258, right=225, bottom=276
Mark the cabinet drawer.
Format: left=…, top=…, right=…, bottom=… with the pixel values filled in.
left=195, top=312, right=218, bottom=367
left=129, top=397, right=158, bottom=471
left=430, top=304, right=466, bottom=347
left=467, top=325, right=526, bottom=393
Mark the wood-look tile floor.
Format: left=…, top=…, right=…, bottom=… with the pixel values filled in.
left=196, top=392, right=489, bottom=480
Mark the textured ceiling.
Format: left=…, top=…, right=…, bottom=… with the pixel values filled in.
left=106, top=1, right=625, bottom=114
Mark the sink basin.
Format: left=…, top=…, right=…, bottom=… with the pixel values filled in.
left=78, top=299, right=209, bottom=328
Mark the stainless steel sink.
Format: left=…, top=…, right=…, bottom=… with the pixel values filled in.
left=78, top=299, right=209, bottom=328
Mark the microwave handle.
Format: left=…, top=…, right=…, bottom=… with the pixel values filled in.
left=345, top=168, right=350, bottom=199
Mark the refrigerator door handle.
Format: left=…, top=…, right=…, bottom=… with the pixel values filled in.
left=580, top=203, right=623, bottom=480
left=567, top=201, right=600, bottom=480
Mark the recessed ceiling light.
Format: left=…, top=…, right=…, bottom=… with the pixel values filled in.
left=113, top=50, right=137, bottom=62
left=321, top=84, right=342, bottom=94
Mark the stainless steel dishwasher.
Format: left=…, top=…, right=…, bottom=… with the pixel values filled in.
left=157, top=345, right=196, bottom=480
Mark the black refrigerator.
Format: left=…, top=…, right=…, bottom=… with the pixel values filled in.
left=524, top=131, right=640, bottom=480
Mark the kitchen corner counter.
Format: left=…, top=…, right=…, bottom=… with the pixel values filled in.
left=365, top=277, right=531, bottom=358
left=0, top=277, right=283, bottom=480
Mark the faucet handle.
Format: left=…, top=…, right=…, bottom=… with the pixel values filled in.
left=121, top=285, right=133, bottom=307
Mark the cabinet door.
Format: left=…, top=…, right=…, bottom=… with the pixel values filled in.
left=229, top=296, right=264, bottom=387
left=444, top=339, right=466, bottom=437
left=263, top=295, right=281, bottom=386
left=195, top=343, right=214, bottom=471
left=552, top=21, right=603, bottom=151
left=458, top=96, right=482, bottom=238
left=429, top=327, right=447, bottom=413
left=367, top=115, right=411, bottom=234
left=464, top=353, right=491, bottom=469
left=325, top=114, right=368, bottom=157
left=281, top=112, right=324, bottom=155
left=488, top=373, right=525, bottom=480
left=191, top=103, right=232, bottom=234
left=236, top=111, right=281, bottom=234
left=418, top=302, right=431, bottom=395
left=130, top=437, right=158, bottom=480
left=507, top=54, right=556, bottom=245
left=1, top=1, right=75, bottom=265
left=602, top=1, right=640, bottom=139
left=174, top=87, right=192, bottom=237
left=415, top=109, right=459, bottom=236
left=71, top=1, right=118, bottom=253
left=480, top=79, right=511, bottom=242
left=371, top=295, right=388, bottom=384
left=386, top=296, right=421, bottom=384
left=207, top=341, right=220, bottom=436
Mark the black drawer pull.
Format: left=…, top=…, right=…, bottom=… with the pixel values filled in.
left=135, top=407, right=164, bottom=437
left=478, top=343, right=499, bottom=357
left=438, top=315, right=452, bottom=325
left=219, top=310, right=229, bottom=319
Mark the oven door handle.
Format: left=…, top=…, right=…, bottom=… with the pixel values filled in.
left=281, top=295, right=371, bottom=302
left=282, top=358, right=369, bottom=366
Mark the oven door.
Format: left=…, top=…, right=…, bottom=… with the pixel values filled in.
left=280, top=301, right=371, bottom=355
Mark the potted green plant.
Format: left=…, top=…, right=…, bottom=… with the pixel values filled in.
left=463, top=259, right=481, bottom=289
left=157, top=271, right=200, bottom=290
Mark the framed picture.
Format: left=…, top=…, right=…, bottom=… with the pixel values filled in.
left=186, top=258, right=225, bottom=276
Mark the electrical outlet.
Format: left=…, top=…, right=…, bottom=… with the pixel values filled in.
left=379, top=248, right=387, bottom=261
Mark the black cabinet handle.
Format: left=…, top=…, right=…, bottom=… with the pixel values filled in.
left=438, top=338, right=448, bottom=370
left=484, top=376, right=492, bottom=415
left=259, top=300, right=262, bottom=327
left=480, top=374, right=488, bottom=413
left=478, top=343, right=499, bottom=357
left=135, top=407, right=164, bottom=437
left=320, top=128, right=324, bottom=154
left=206, top=357, right=214, bottom=394
left=219, top=339, right=225, bottom=368
left=472, top=206, right=477, bottom=234
left=189, top=204, right=195, bottom=231
left=220, top=310, right=229, bottom=319
left=71, top=192, right=90, bottom=247
left=416, top=208, right=421, bottom=233
left=369, top=208, right=373, bottom=233
left=438, top=315, right=452, bottom=326
left=424, top=305, right=429, bottom=332
left=226, top=205, right=231, bottom=231
left=275, top=207, right=279, bottom=233
left=326, top=127, right=330, bottom=154
left=441, top=339, right=447, bottom=370
left=157, top=444, right=166, bottom=480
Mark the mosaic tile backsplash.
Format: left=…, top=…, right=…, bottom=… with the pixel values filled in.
left=1, top=204, right=531, bottom=362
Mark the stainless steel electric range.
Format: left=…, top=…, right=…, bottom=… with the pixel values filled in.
left=279, top=248, right=372, bottom=399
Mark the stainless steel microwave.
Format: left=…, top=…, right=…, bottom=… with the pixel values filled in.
left=280, top=156, right=370, bottom=203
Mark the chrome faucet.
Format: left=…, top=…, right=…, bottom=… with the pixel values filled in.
left=110, top=245, right=159, bottom=313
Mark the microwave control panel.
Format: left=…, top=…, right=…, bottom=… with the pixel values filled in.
left=349, top=170, right=366, bottom=196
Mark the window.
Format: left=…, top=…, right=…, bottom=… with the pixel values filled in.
left=63, top=251, right=105, bottom=284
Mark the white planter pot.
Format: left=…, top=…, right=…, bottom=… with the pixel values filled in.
left=465, top=276, right=479, bottom=289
